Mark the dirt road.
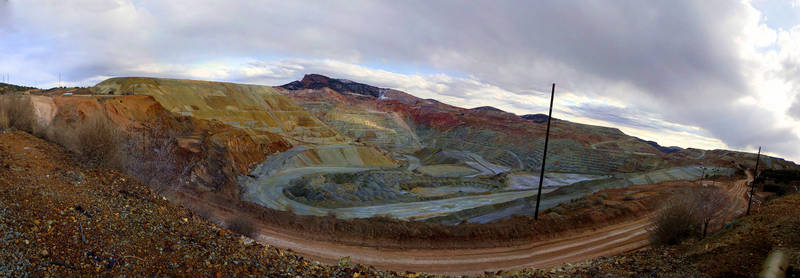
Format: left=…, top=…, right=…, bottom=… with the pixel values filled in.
left=162, top=164, right=755, bottom=276
left=184, top=172, right=754, bottom=275
left=255, top=217, right=653, bottom=275
left=179, top=186, right=653, bottom=275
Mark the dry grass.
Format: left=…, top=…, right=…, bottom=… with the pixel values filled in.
left=74, top=115, right=124, bottom=168
left=0, top=108, right=8, bottom=131
left=0, top=96, right=35, bottom=133
left=0, top=96, right=127, bottom=170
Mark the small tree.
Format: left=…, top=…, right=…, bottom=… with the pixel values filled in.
left=650, top=186, right=731, bottom=245
left=650, top=195, right=699, bottom=245
left=694, top=186, right=729, bottom=238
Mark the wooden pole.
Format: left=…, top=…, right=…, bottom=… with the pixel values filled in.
left=534, top=83, right=555, bottom=220
left=746, top=146, right=761, bottom=216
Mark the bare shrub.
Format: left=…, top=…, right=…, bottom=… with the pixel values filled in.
left=114, top=123, right=212, bottom=196
left=75, top=114, right=123, bottom=168
left=694, top=186, right=728, bottom=238
left=192, top=203, right=215, bottom=221
left=228, top=217, right=258, bottom=238
left=1, top=96, right=35, bottom=132
left=43, top=124, right=77, bottom=151
left=650, top=196, right=699, bottom=246
left=0, top=109, right=8, bottom=131
left=650, top=186, right=729, bottom=245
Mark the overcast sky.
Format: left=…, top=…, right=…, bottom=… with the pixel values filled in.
left=1, top=0, right=799, bottom=163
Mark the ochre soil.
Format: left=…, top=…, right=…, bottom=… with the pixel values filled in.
left=0, top=131, right=412, bottom=277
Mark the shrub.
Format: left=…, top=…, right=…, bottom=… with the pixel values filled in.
left=1, top=96, right=35, bottom=132
left=623, top=195, right=636, bottom=201
left=75, top=114, right=124, bottom=168
left=228, top=217, right=258, bottom=238
left=650, top=186, right=728, bottom=245
left=0, top=108, right=8, bottom=131
left=650, top=196, right=699, bottom=246
left=694, top=186, right=728, bottom=238
left=119, top=133, right=181, bottom=192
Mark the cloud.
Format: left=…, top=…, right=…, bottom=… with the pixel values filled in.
left=791, top=96, right=800, bottom=119
left=2, top=0, right=800, bottom=162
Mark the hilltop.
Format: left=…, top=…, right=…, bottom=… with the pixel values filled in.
left=0, top=82, right=37, bottom=94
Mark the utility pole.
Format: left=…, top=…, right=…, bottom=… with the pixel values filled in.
left=700, top=164, right=706, bottom=185
left=534, top=83, right=556, bottom=220
left=746, top=146, right=761, bottom=216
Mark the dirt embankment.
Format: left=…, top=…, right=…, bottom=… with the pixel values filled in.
left=0, top=131, right=414, bottom=277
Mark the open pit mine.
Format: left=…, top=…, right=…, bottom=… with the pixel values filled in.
left=3, top=74, right=798, bottom=275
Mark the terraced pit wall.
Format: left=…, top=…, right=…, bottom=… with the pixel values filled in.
left=94, top=78, right=397, bottom=171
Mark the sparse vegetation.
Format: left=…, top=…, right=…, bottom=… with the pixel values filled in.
left=0, top=95, right=127, bottom=170
left=0, top=96, right=35, bottom=133
left=650, top=195, right=699, bottom=245
left=695, top=186, right=728, bottom=238
left=75, top=114, right=124, bottom=167
left=118, top=130, right=183, bottom=192
left=228, top=217, right=258, bottom=238
left=0, top=107, right=8, bottom=131
left=650, top=186, right=728, bottom=245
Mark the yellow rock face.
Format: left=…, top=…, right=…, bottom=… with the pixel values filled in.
left=93, top=77, right=397, bottom=169
left=93, top=77, right=347, bottom=145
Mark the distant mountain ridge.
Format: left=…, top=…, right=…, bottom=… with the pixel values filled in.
left=471, top=106, right=506, bottom=113
left=281, top=74, right=387, bottom=98
left=636, top=138, right=683, bottom=154
left=521, top=113, right=552, bottom=124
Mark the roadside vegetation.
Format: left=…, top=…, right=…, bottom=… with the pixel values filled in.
left=650, top=186, right=728, bottom=246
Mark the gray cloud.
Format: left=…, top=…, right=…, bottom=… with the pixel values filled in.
left=562, top=103, right=688, bottom=133
left=2, top=0, right=799, bottom=161
left=791, top=96, right=800, bottom=120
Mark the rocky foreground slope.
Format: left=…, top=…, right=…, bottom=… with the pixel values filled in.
left=0, top=131, right=411, bottom=277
